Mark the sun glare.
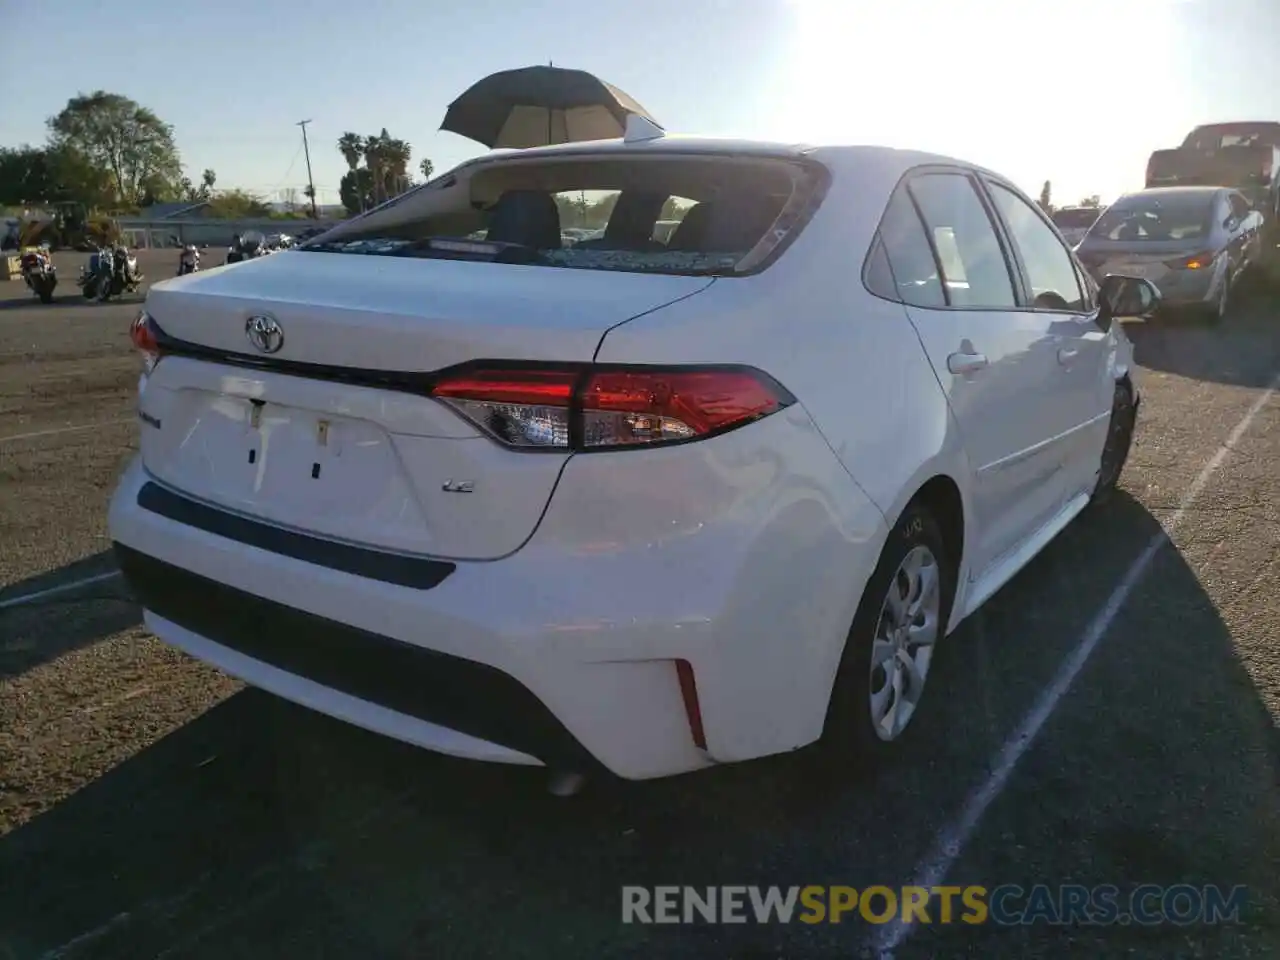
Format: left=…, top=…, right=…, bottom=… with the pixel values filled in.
left=767, top=0, right=1186, bottom=201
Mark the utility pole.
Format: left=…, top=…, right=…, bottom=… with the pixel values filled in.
left=297, top=119, right=318, bottom=219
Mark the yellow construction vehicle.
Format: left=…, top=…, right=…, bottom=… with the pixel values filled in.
left=15, top=203, right=119, bottom=251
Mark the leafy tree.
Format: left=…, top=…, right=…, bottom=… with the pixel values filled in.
left=366, top=128, right=411, bottom=204
left=178, top=168, right=216, bottom=204
left=555, top=194, right=591, bottom=228
left=1038, top=180, right=1053, bottom=212
left=205, top=189, right=272, bottom=219
left=1079, top=194, right=1102, bottom=208
left=47, top=91, right=183, bottom=206
left=339, top=168, right=375, bottom=216
left=0, top=144, right=113, bottom=209
left=337, top=133, right=364, bottom=174
left=139, top=173, right=179, bottom=207
left=0, top=146, right=54, bottom=206
left=336, top=132, right=364, bottom=211
left=336, top=129, right=414, bottom=214
left=419, top=157, right=434, bottom=181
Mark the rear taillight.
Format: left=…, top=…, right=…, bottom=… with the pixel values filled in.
left=130, top=311, right=164, bottom=372
left=429, top=363, right=795, bottom=451
left=1165, top=250, right=1217, bottom=270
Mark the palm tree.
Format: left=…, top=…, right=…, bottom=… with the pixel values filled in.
left=363, top=131, right=386, bottom=206
left=336, top=132, right=365, bottom=211
left=418, top=157, right=434, bottom=182
left=379, top=134, right=412, bottom=198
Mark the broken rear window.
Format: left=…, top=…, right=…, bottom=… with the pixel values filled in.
left=302, top=154, right=826, bottom=277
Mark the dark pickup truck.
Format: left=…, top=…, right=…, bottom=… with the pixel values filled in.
left=1146, top=122, right=1280, bottom=223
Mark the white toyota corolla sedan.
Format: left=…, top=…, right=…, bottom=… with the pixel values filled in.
left=108, top=127, right=1159, bottom=782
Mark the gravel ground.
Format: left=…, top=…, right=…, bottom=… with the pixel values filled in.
left=0, top=250, right=1277, bottom=959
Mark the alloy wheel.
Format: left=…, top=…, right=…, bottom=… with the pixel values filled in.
left=868, top=544, right=941, bottom=742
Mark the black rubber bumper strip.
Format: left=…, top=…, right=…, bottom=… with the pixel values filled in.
left=136, top=481, right=455, bottom=590
left=113, top=543, right=601, bottom=772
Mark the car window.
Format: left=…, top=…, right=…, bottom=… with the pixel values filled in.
left=1229, top=194, right=1251, bottom=219
left=864, top=236, right=899, bottom=301
left=1091, top=194, right=1214, bottom=241
left=987, top=182, right=1086, bottom=311
left=875, top=185, right=946, bottom=307
left=907, top=173, right=1017, bottom=308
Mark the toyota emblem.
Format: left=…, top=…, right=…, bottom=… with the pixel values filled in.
left=245, top=315, right=284, bottom=354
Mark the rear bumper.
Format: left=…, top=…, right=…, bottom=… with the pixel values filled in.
left=108, top=406, right=886, bottom=780
left=115, top=543, right=586, bottom=769
left=1084, top=261, right=1222, bottom=308
left=1152, top=263, right=1221, bottom=306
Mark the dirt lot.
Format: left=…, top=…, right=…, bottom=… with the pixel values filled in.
left=0, top=249, right=1278, bottom=959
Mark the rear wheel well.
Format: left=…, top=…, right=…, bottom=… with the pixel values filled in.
left=909, top=475, right=964, bottom=575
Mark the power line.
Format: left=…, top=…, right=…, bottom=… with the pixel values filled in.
left=269, top=140, right=306, bottom=196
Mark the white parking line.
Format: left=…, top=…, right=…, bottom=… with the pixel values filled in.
left=0, top=418, right=132, bottom=445
left=0, top=570, right=123, bottom=610
left=874, top=372, right=1280, bottom=958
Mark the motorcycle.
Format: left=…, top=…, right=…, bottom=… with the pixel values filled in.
left=19, top=248, right=58, bottom=304
left=79, top=244, right=143, bottom=301
left=225, top=231, right=267, bottom=265
left=178, top=244, right=200, bottom=276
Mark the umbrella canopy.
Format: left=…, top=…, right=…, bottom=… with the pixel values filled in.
left=441, top=65, right=659, bottom=149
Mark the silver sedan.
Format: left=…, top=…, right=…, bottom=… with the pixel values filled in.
left=1073, top=186, right=1264, bottom=322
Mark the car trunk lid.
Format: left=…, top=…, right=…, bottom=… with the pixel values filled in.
left=138, top=251, right=714, bottom=561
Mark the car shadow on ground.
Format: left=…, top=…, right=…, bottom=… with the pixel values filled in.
left=1124, top=287, right=1280, bottom=388
left=0, top=550, right=138, bottom=681
left=0, top=291, right=147, bottom=312
left=0, top=493, right=1275, bottom=959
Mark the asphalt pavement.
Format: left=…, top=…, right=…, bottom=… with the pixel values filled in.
left=0, top=249, right=1277, bottom=959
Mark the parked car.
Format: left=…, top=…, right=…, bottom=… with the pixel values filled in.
left=109, top=134, right=1158, bottom=784
left=1146, top=122, right=1280, bottom=225
left=1051, top=206, right=1103, bottom=247
left=1074, top=186, right=1263, bottom=322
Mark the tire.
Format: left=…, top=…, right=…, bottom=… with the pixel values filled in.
left=1091, top=380, right=1136, bottom=506
left=1202, top=272, right=1229, bottom=324
left=37, top=286, right=53, bottom=304
left=823, top=503, right=956, bottom=760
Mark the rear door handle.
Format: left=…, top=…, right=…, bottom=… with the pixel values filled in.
left=947, top=352, right=989, bottom=375
left=1057, top=346, right=1080, bottom=364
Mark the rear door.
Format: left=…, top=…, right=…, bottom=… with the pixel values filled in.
left=880, top=170, right=1069, bottom=574
left=981, top=177, right=1112, bottom=498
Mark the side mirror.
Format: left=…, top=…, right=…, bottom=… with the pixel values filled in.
left=1098, top=274, right=1160, bottom=327
left=1224, top=216, right=1239, bottom=230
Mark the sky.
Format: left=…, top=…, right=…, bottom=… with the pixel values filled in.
left=3, top=0, right=1279, bottom=208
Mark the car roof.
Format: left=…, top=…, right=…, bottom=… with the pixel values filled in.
left=472, top=135, right=1005, bottom=181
